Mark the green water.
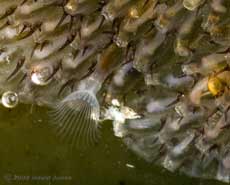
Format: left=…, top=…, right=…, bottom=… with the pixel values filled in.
left=0, top=105, right=226, bottom=185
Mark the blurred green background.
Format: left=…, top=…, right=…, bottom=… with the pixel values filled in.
left=0, top=104, right=226, bottom=185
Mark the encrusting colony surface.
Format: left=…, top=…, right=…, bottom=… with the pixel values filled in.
left=1, top=0, right=230, bottom=182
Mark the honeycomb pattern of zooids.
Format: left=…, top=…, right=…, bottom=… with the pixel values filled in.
left=1, top=0, right=230, bottom=182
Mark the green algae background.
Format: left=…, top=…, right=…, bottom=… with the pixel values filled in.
left=0, top=104, right=226, bottom=185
